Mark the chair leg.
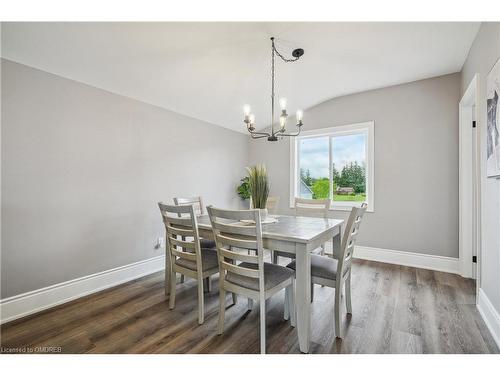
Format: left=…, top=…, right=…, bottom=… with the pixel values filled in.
left=229, top=257, right=238, bottom=304
left=198, top=279, right=204, bottom=325
left=164, top=251, right=170, bottom=296
left=285, top=283, right=295, bottom=327
left=260, top=297, right=266, bottom=354
left=204, top=276, right=211, bottom=293
left=247, top=298, right=253, bottom=311
left=284, top=287, right=290, bottom=321
left=272, top=251, right=278, bottom=264
left=180, top=238, right=186, bottom=283
left=169, top=271, right=177, bottom=309
left=218, top=284, right=226, bottom=335
left=346, top=272, right=352, bottom=315
left=320, top=244, right=326, bottom=288
left=290, top=281, right=296, bottom=327
left=335, top=284, right=342, bottom=338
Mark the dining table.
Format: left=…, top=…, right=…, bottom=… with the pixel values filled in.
left=194, top=214, right=344, bottom=353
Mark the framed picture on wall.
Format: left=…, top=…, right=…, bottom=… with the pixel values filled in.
left=487, top=57, right=500, bottom=178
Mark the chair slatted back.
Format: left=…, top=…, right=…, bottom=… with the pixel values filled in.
left=158, top=202, right=202, bottom=272
left=173, top=196, right=204, bottom=216
left=207, top=206, right=264, bottom=291
left=338, top=203, right=368, bottom=276
left=294, top=197, right=330, bottom=218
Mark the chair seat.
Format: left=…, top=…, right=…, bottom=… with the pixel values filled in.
left=287, top=254, right=340, bottom=280
left=176, top=248, right=219, bottom=271
left=200, top=238, right=216, bottom=249
left=226, top=262, right=294, bottom=291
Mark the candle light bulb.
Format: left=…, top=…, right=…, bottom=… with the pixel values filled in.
left=243, top=105, right=251, bottom=116
left=280, top=115, right=287, bottom=129
left=249, top=114, right=255, bottom=124
left=279, top=98, right=287, bottom=110
left=296, top=110, right=303, bottom=122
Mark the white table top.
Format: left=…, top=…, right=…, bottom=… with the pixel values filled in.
left=197, top=214, right=343, bottom=244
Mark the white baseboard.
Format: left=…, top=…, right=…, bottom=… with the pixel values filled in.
left=0, top=255, right=165, bottom=325
left=353, top=246, right=460, bottom=274
left=477, top=288, right=500, bottom=349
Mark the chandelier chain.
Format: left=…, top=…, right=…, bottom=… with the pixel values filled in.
left=270, top=38, right=300, bottom=134
left=272, top=39, right=301, bottom=63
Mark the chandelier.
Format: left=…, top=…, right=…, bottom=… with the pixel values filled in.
left=243, top=37, right=305, bottom=141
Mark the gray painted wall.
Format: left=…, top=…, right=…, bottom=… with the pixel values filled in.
left=1, top=59, right=249, bottom=298
left=249, top=73, right=461, bottom=258
left=461, top=22, right=500, bottom=313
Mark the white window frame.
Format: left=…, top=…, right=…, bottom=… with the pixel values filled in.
left=290, top=121, right=375, bottom=212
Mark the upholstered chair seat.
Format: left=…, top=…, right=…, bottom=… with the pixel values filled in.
left=226, top=262, right=295, bottom=291
left=176, top=249, right=219, bottom=271
left=287, top=254, right=349, bottom=281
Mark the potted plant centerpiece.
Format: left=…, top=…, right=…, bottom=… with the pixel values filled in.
left=246, top=164, right=270, bottom=221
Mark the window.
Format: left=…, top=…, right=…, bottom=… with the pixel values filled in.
left=290, top=121, right=374, bottom=211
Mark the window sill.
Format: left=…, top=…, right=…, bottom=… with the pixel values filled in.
left=289, top=203, right=374, bottom=213
left=330, top=205, right=374, bottom=213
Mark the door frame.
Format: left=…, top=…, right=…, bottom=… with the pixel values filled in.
left=459, top=74, right=481, bottom=281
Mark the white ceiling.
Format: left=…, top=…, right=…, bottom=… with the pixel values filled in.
left=1, top=22, right=480, bottom=133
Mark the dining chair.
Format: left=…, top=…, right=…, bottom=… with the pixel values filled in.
left=286, top=203, right=367, bottom=338
left=173, top=196, right=204, bottom=215
left=174, top=196, right=216, bottom=283
left=207, top=206, right=295, bottom=354
left=158, top=202, right=223, bottom=325
left=272, top=197, right=331, bottom=264
left=173, top=196, right=214, bottom=246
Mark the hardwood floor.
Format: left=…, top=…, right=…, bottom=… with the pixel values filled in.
left=1, top=259, right=498, bottom=354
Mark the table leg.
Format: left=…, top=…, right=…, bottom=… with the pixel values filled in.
left=295, top=242, right=311, bottom=353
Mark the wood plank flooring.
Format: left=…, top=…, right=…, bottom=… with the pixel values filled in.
left=1, top=259, right=498, bottom=354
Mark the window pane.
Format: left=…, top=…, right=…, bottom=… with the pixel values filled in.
left=332, top=133, right=367, bottom=202
left=298, top=137, right=329, bottom=199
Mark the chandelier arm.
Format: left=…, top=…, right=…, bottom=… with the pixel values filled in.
left=251, top=134, right=270, bottom=139
left=247, top=129, right=271, bottom=136
left=277, top=127, right=303, bottom=137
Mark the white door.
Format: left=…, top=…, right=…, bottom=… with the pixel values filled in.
left=459, top=75, right=480, bottom=280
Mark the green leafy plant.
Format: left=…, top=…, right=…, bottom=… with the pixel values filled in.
left=311, top=178, right=330, bottom=199
left=246, top=164, right=270, bottom=209
left=236, top=176, right=251, bottom=200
